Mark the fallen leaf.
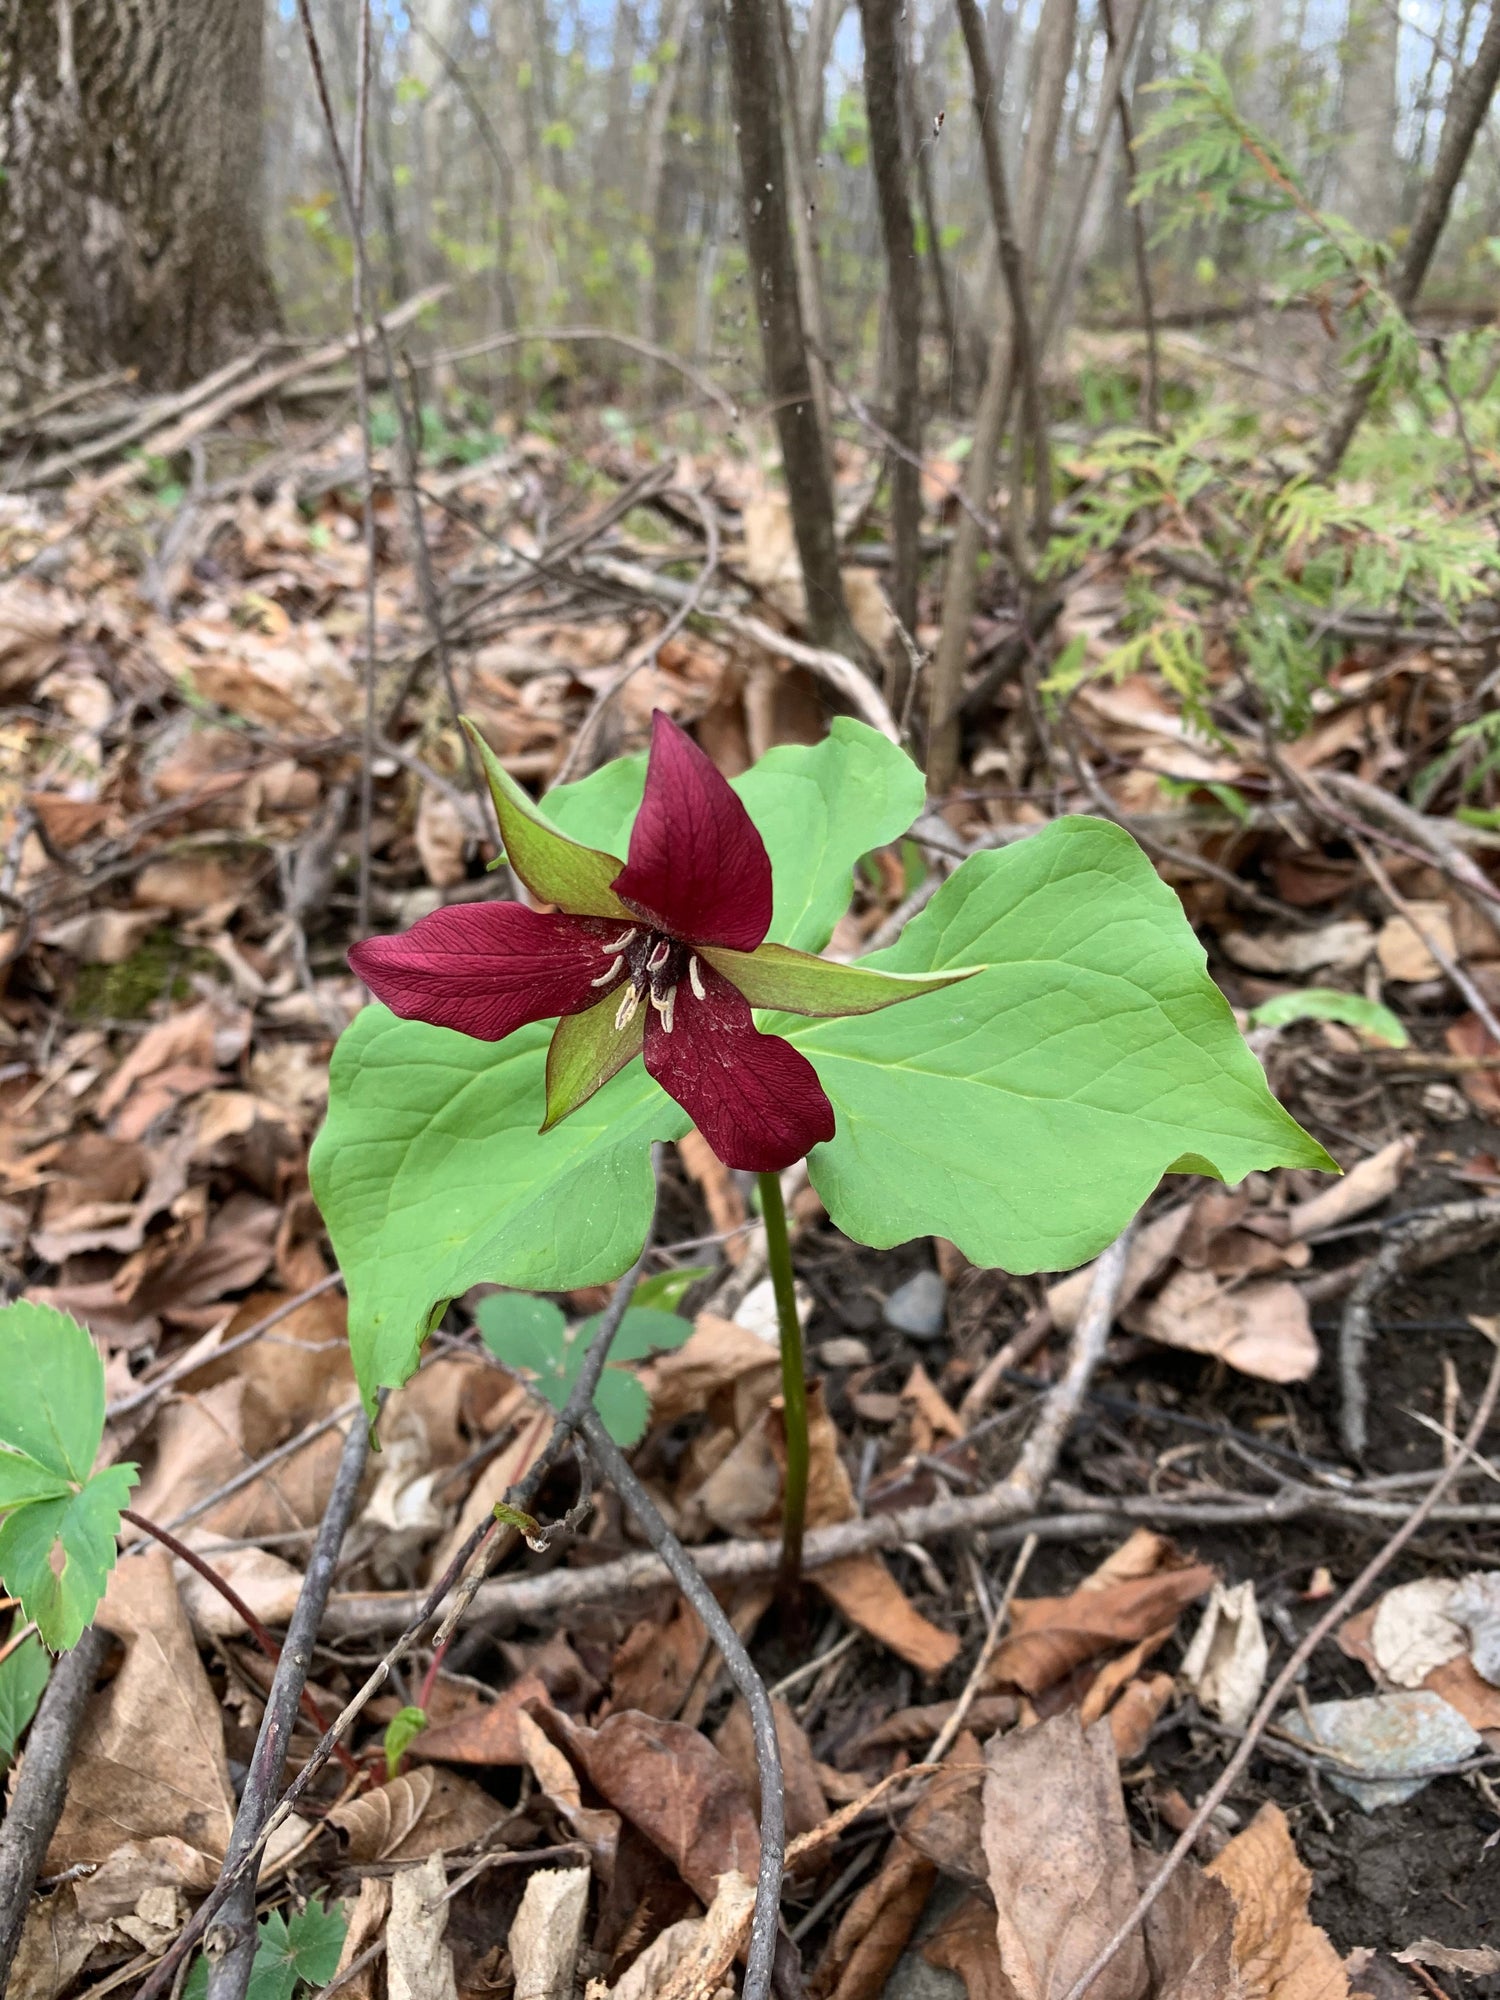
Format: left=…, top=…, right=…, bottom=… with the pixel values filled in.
left=387, top=1851, right=459, bottom=2000
left=510, top=1866, right=591, bottom=2000
left=552, top=1707, right=759, bottom=1904
left=175, top=1540, right=306, bottom=1639
left=852, top=1694, right=1017, bottom=1753
left=1376, top=903, right=1455, bottom=982
left=46, top=1547, right=235, bottom=1870
left=1222, top=921, right=1375, bottom=977
left=324, top=1764, right=505, bottom=1862
left=715, top=1695, right=829, bottom=1837
left=1392, top=1940, right=1500, bottom=1977
left=923, top=1893, right=1011, bottom=2000
left=641, top=1312, right=779, bottom=1431
left=1181, top=1581, right=1269, bottom=1729
left=815, top=1556, right=961, bottom=1676
left=678, top=1130, right=749, bottom=1265
left=331, top=1876, right=391, bottom=2000
left=981, top=1710, right=1148, bottom=2000
left=516, top=1706, right=621, bottom=1874
left=1128, top=1271, right=1318, bottom=1383
left=1207, top=1802, right=1347, bottom=2000
left=1047, top=1203, right=1194, bottom=1333
left=1108, top=1673, right=1175, bottom=1762
left=414, top=1671, right=554, bottom=1765
left=604, top=1869, right=755, bottom=2000
left=1445, top=1013, right=1500, bottom=1120
left=1286, top=1138, right=1415, bottom=1240
left=40, top=908, right=162, bottom=965
left=988, top=1552, right=1214, bottom=1698
left=1369, top=1579, right=1467, bottom=1688
left=1449, top=1569, right=1500, bottom=1685
left=812, top=1836, right=935, bottom=2000
left=1136, top=1854, right=1239, bottom=2000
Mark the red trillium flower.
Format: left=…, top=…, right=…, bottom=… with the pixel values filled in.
left=350, top=712, right=971, bottom=1173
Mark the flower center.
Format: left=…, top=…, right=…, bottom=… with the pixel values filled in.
left=593, top=927, right=702, bottom=1036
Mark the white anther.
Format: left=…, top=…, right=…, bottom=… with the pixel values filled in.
left=688, top=954, right=706, bottom=1002
left=647, top=939, right=671, bottom=973
left=651, top=985, right=677, bottom=1034
left=614, top=985, right=642, bottom=1031
left=591, top=954, right=624, bottom=987
left=602, top=928, right=637, bottom=952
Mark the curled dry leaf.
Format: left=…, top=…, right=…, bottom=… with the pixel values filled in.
left=324, top=1763, right=506, bottom=1862
left=1108, top=1673, right=1176, bottom=1763
left=981, top=1710, right=1148, bottom=2000
left=811, top=1837, right=936, bottom=2000
left=1375, top=904, right=1455, bottom=983
left=715, top=1694, right=829, bottom=1837
left=510, top=1866, right=591, bottom=2000
left=1207, top=1802, right=1347, bottom=2000
left=1392, top=1940, right=1500, bottom=1977
left=1369, top=1579, right=1467, bottom=1689
left=1127, top=1270, right=1319, bottom=1384
left=923, top=1893, right=1012, bottom=2000
left=1286, top=1137, right=1415, bottom=1241
left=332, top=1876, right=392, bottom=2000
left=387, top=1850, right=460, bottom=2000
left=1180, top=1581, right=1269, bottom=1730
left=1221, top=920, right=1374, bottom=977
left=987, top=1540, right=1214, bottom=1701
left=515, top=1706, right=621, bottom=1875
left=1449, top=1570, right=1500, bottom=1686
left=600, top=1869, right=756, bottom=2000
left=413, top=1670, right=554, bottom=1766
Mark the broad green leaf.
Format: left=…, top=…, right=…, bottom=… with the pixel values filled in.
left=699, top=940, right=975, bottom=1016
left=544, top=985, right=645, bottom=1128
left=0, top=1633, right=49, bottom=1765
left=476, top=1296, right=688, bottom=1445
left=0, top=1303, right=138, bottom=1651
left=545, top=720, right=925, bottom=951
left=633, top=1265, right=713, bottom=1311
left=384, top=1704, right=427, bottom=1778
left=786, top=818, right=1335, bottom=1274
left=0, top=1466, right=138, bottom=1653
left=185, top=1901, right=348, bottom=2000
left=1248, top=987, right=1408, bottom=1047
left=309, top=1012, right=687, bottom=1412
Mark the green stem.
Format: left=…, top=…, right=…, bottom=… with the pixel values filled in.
left=758, top=1171, right=807, bottom=1584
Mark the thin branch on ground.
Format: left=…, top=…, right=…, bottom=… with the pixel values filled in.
left=1352, top=835, right=1500, bottom=1047
left=0, top=1627, right=111, bottom=1989
left=107, top=1272, right=344, bottom=1423
left=1057, top=1333, right=1500, bottom=2000
left=578, top=1406, right=785, bottom=2000
left=203, top=1411, right=371, bottom=2000
left=927, top=1532, right=1038, bottom=1764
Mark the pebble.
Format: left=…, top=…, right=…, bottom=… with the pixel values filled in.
left=883, top=1270, right=947, bottom=1341
left=817, top=1337, right=873, bottom=1369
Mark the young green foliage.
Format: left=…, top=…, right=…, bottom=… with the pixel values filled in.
left=0, top=1632, right=50, bottom=1765
left=0, top=1303, right=138, bottom=1650
left=475, top=1295, right=691, bottom=1445
left=1247, top=988, right=1408, bottom=1047
left=384, top=1704, right=428, bottom=1778
left=183, top=1902, right=347, bottom=2000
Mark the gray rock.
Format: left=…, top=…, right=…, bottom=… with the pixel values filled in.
left=818, top=1337, right=873, bottom=1369
left=883, top=1270, right=947, bottom=1341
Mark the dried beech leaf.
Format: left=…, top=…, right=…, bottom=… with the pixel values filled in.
left=388, top=1851, right=459, bottom=2000
left=1207, top=1803, right=1347, bottom=2000
left=510, top=1866, right=591, bottom=2000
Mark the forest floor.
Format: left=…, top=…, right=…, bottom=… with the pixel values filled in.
left=2, top=334, right=1500, bottom=2000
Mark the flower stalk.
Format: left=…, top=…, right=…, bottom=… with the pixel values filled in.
left=759, top=1172, right=808, bottom=1584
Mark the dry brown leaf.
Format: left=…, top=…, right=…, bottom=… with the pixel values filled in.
left=854, top=1695, right=1018, bottom=1753
left=176, top=1540, right=306, bottom=1639
left=516, top=1706, right=621, bottom=1874
left=988, top=1557, right=1214, bottom=1698
left=413, top=1672, right=556, bottom=1766
left=96, top=999, right=244, bottom=1120
left=40, top=907, right=162, bottom=964
left=1135, top=1853, right=1240, bottom=2000
left=1207, top=1803, right=1347, bottom=2000
left=1392, top=1940, right=1500, bottom=1977
left=1286, top=1138, right=1415, bottom=1241
left=1445, top=1013, right=1500, bottom=1119
left=416, top=784, right=470, bottom=888
left=1181, top=1582, right=1269, bottom=1730
left=1376, top=903, right=1455, bottom=982
left=612, top=1599, right=712, bottom=1721
left=332, top=1876, right=391, bottom=2000
left=388, top=1851, right=460, bottom=2000
left=812, top=1836, right=936, bottom=2000
left=641, top=1312, right=779, bottom=1431
left=47, top=1547, right=236, bottom=1870
left=553, top=1707, right=759, bottom=1904
left=815, top=1555, right=961, bottom=1676
left=1047, top=1203, right=1194, bottom=1333
left=923, top=1893, right=1013, bottom=2000
left=981, top=1710, right=1149, bottom=2000
left=0, top=578, right=79, bottom=694
left=325, top=1764, right=504, bottom=1863
left=1221, top=921, right=1374, bottom=977
left=902, top=1363, right=964, bottom=1445
left=1107, top=1673, right=1176, bottom=1762
left=603, top=1869, right=756, bottom=2000
left=510, top=1866, right=591, bottom=2000
left=678, top=1130, right=749, bottom=1265
left=132, top=854, right=255, bottom=915
left=1370, top=1579, right=1467, bottom=1688
left=1127, top=1271, right=1318, bottom=1383
left=715, top=1696, right=829, bottom=1837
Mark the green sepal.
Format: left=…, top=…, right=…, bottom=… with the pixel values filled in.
left=699, top=940, right=979, bottom=1018
left=543, top=986, right=646, bottom=1129
left=462, top=717, right=632, bottom=918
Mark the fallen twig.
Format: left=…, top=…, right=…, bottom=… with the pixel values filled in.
left=0, top=1628, right=110, bottom=1988
left=1058, top=1332, right=1500, bottom=2000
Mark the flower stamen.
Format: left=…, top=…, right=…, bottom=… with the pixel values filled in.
left=614, top=985, right=642, bottom=1031
left=591, top=954, right=624, bottom=988
left=647, top=939, right=672, bottom=974
left=688, top=954, right=706, bottom=1002
left=651, top=985, right=677, bottom=1034
left=602, top=928, right=637, bottom=952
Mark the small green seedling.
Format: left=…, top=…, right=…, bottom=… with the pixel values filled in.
left=0, top=1632, right=51, bottom=1765
left=183, top=1901, right=347, bottom=2000
left=476, top=1295, right=691, bottom=1446
left=1247, top=988, right=1408, bottom=1048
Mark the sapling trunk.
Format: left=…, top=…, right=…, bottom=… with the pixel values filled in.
left=758, top=1172, right=808, bottom=1583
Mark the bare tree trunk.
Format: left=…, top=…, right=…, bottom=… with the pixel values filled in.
left=640, top=0, right=698, bottom=381
left=903, top=14, right=961, bottom=392
left=858, top=0, right=923, bottom=657
left=772, top=0, right=836, bottom=474
left=1331, top=0, right=1401, bottom=236
left=723, top=0, right=851, bottom=650
left=0, top=0, right=278, bottom=402
left=926, top=0, right=1072, bottom=792
left=799, top=0, right=849, bottom=165
left=1319, top=0, right=1500, bottom=475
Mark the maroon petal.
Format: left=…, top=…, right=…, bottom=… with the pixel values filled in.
left=611, top=711, right=773, bottom=951
left=643, top=955, right=834, bottom=1172
left=349, top=904, right=629, bottom=1042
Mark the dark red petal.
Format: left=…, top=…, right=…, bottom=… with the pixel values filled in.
left=643, top=956, right=834, bottom=1172
left=611, top=711, right=773, bottom=951
left=349, top=904, right=627, bottom=1042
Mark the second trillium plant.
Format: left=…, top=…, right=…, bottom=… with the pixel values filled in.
left=313, top=713, right=1332, bottom=1565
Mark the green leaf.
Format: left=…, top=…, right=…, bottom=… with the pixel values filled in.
left=0, top=1633, right=50, bottom=1765
left=185, top=1902, right=348, bottom=2000
left=632, top=1266, right=713, bottom=1311
left=786, top=819, right=1334, bottom=1273
left=1248, top=987, right=1408, bottom=1047
left=384, top=1704, right=427, bottom=1778
left=0, top=1303, right=138, bottom=1650
left=309, top=1012, right=688, bottom=1411
left=545, top=720, right=926, bottom=951
left=462, top=719, right=632, bottom=918
left=476, top=1297, right=689, bottom=1446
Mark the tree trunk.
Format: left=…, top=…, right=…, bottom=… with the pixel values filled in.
left=1332, top=0, right=1401, bottom=236
left=0, top=0, right=278, bottom=403
left=723, top=0, right=851, bottom=652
